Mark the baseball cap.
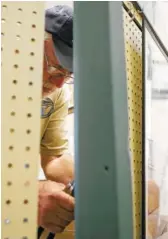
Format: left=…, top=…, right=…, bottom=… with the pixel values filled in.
left=45, top=5, right=73, bottom=72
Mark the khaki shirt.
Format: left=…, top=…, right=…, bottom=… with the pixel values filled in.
left=40, top=87, right=69, bottom=157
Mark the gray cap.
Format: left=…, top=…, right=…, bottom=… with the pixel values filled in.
left=45, top=5, right=73, bottom=72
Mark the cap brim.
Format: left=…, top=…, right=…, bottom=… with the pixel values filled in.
left=53, top=37, right=73, bottom=73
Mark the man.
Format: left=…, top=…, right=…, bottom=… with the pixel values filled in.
left=38, top=5, right=75, bottom=234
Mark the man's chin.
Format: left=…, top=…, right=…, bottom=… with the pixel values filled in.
left=42, top=88, right=55, bottom=97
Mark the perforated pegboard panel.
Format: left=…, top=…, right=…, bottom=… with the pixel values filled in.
left=123, top=4, right=142, bottom=239
left=1, top=2, right=44, bottom=239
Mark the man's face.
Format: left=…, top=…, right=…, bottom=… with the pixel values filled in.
left=43, top=36, right=71, bottom=97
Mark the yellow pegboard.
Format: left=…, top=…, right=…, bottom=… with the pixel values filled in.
left=1, top=2, right=44, bottom=239
left=124, top=1, right=142, bottom=26
left=123, top=5, right=142, bottom=239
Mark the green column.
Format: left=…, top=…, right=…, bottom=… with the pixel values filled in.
left=74, top=2, right=133, bottom=239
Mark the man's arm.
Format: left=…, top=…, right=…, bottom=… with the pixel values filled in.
left=41, top=154, right=74, bottom=185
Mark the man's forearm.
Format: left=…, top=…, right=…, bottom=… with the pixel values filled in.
left=41, top=154, right=74, bottom=185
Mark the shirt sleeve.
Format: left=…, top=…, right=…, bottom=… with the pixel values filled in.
left=40, top=88, right=69, bottom=156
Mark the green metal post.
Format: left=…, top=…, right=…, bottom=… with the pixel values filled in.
left=74, top=2, right=133, bottom=239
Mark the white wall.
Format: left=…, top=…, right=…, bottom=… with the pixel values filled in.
left=144, top=2, right=168, bottom=215
left=139, top=1, right=168, bottom=48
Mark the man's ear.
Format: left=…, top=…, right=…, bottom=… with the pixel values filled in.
left=148, top=180, right=160, bottom=214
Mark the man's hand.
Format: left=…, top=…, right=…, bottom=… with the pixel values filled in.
left=38, top=180, right=75, bottom=233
